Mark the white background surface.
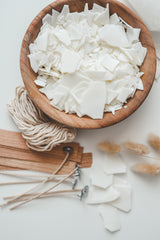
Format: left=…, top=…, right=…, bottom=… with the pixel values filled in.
left=0, top=0, right=160, bottom=239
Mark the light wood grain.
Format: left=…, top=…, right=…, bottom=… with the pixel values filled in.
left=0, top=157, right=76, bottom=174
left=80, top=153, right=93, bottom=168
left=0, top=129, right=80, bottom=162
left=20, top=0, right=156, bottom=129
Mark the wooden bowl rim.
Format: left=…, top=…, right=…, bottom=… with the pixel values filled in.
left=20, top=0, right=156, bottom=129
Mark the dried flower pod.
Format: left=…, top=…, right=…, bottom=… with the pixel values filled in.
left=123, top=142, right=150, bottom=155
left=148, top=134, right=160, bottom=151
left=98, top=141, right=122, bottom=154
left=131, top=163, right=160, bottom=175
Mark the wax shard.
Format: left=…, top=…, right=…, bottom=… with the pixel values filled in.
left=110, top=13, right=120, bottom=24
left=111, top=186, right=132, bottom=212
left=86, top=186, right=120, bottom=204
left=90, top=169, right=113, bottom=189
left=99, top=24, right=130, bottom=48
left=61, top=50, right=81, bottom=73
left=98, top=204, right=121, bottom=232
left=117, top=87, right=134, bottom=103
left=54, top=29, right=71, bottom=46
left=102, top=54, right=119, bottom=72
left=79, top=81, right=106, bottom=119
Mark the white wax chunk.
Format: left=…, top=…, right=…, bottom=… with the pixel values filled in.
left=30, top=3, right=146, bottom=119
left=127, top=28, right=140, bottom=43
left=90, top=169, right=113, bottom=189
left=110, top=13, right=120, bottom=24
left=54, top=29, right=71, bottom=46
left=111, top=185, right=132, bottom=212
left=117, top=87, right=133, bottom=103
left=61, top=50, right=81, bottom=73
left=99, top=24, right=130, bottom=48
left=98, top=204, right=121, bottom=232
left=86, top=186, right=120, bottom=204
left=79, top=81, right=106, bottom=119
left=102, top=54, right=119, bottom=72
left=36, top=31, right=49, bottom=51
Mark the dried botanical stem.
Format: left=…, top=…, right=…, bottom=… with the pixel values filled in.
left=10, top=168, right=76, bottom=210
left=124, top=150, right=160, bottom=161
left=0, top=152, right=70, bottom=208
left=123, top=142, right=150, bottom=155
left=4, top=189, right=82, bottom=201
left=98, top=141, right=122, bottom=153
left=148, top=134, right=160, bottom=151
left=131, top=163, right=160, bottom=175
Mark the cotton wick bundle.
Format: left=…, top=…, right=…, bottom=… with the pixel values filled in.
left=7, top=86, right=77, bottom=151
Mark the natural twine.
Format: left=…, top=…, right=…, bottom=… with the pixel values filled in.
left=7, top=86, right=77, bottom=151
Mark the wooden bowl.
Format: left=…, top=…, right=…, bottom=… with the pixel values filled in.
left=20, top=0, right=156, bottom=129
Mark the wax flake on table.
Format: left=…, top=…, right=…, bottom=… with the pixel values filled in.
left=98, top=204, right=121, bottom=232
left=90, top=168, right=113, bottom=189
left=114, top=176, right=131, bottom=188
left=111, top=186, right=132, bottom=212
left=86, top=186, right=120, bottom=204
left=108, top=176, right=132, bottom=212
left=103, top=154, right=127, bottom=174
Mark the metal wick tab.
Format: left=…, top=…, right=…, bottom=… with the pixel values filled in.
left=62, top=146, right=74, bottom=153
left=72, top=165, right=81, bottom=189
left=77, top=185, right=89, bottom=201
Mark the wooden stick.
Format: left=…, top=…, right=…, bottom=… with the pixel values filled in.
left=10, top=168, right=76, bottom=210
left=0, top=171, right=68, bottom=179
left=0, top=166, right=22, bottom=171
left=125, top=150, right=160, bottom=161
left=0, top=178, right=72, bottom=186
left=4, top=189, right=81, bottom=201
left=0, top=152, right=71, bottom=208
left=80, top=153, right=92, bottom=168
